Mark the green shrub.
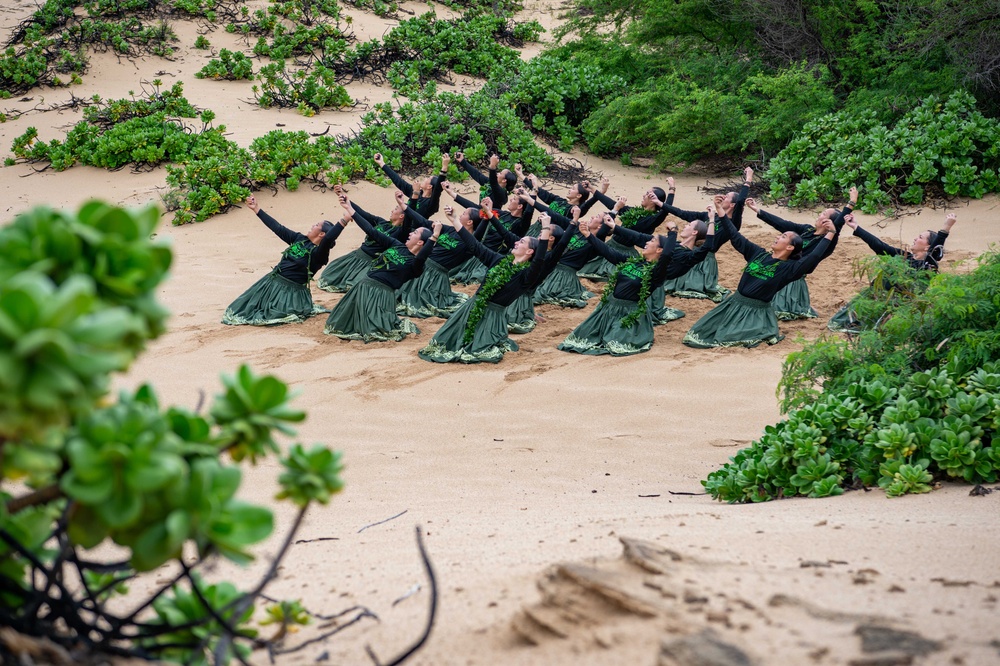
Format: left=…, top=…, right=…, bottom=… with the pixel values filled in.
left=766, top=90, right=1000, bottom=212
left=0, top=201, right=344, bottom=662
left=195, top=48, right=254, bottom=80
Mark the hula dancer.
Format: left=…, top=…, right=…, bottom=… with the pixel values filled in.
left=482, top=205, right=577, bottom=333
left=661, top=168, right=756, bottom=301
left=316, top=186, right=407, bottom=293
left=442, top=183, right=535, bottom=285
left=455, top=152, right=515, bottom=206
left=607, top=212, right=719, bottom=325
left=418, top=207, right=551, bottom=364
left=557, top=214, right=681, bottom=356
left=519, top=166, right=599, bottom=228
left=829, top=212, right=956, bottom=332
left=576, top=186, right=671, bottom=280
left=682, top=205, right=836, bottom=349
left=746, top=188, right=855, bottom=320
left=323, top=195, right=441, bottom=342
left=223, top=195, right=344, bottom=326
left=373, top=152, right=449, bottom=218
left=532, top=209, right=610, bottom=309
left=395, top=203, right=474, bottom=318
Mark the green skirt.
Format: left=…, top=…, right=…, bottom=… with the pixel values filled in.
left=507, top=292, right=536, bottom=334
left=526, top=221, right=541, bottom=238
left=577, top=238, right=637, bottom=281
left=682, top=292, right=781, bottom=349
left=533, top=264, right=592, bottom=308
left=662, top=253, right=729, bottom=302
left=449, top=255, right=486, bottom=285
left=558, top=295, right=655, bottom=356
left=647, top=283, right=685, bottom=326
left=397, top=259, right=469, bottom=319
left=323, top=276, right=419, bottom=342
left=418, top=299, right=519, bottom=364
left=222, top=270, right=325, bottom=326
left=317, top=247, right=372, bottom=293
left=772, top=277, right=818, bottom=321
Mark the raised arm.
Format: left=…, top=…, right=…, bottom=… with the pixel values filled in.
left=246, top=196, right=298, bottom=245
left=718, top=211, right=764, bottom=262
left=375, top=153, right=414, bottom=198
left=456, top=151, right=489, bottom=186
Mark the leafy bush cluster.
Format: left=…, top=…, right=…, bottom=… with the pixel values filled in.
left=494, top=53, right=626, bottom=151
left=225, top=0, right=346, bottom=61
left=10, top=82, right=206, bottom=171
left=319, top=10, right=541, bottom=95
left=0, top=0, right=237, bottom=96
left=780, top=253, right=1000, bottom=409
left=252, top=61, right=352, bottom=114
left=704, top=362, right=1000, bottom=502
left=581, top=59, right=836, bottom=168
left=705, top=251, right=1000, bottom=502
left=348, top=86, right=551, bottom=179
left=0, top=201, right=344, bottom=663
left=766, top=90, right=1000, bottom=213
left=195, top=47, right=254, bottom=80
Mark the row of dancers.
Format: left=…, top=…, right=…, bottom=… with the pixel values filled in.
left=221, top=153, right=958, bottom=363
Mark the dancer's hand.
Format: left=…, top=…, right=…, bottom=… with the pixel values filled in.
left=745, top=197, right=759, bottom=213
left=600, top=176, right=610, bottom=194
left=614, top=196, right=626, bottom=212
left=571, top=206, right=581, bottom=221
left=944, top=212, right=957, bottom=230
left=489, top=153, right=499, bottom=170
left=454, top=151, right=465, bottom=163
left=844, top=213, right=857, bottom=230
left=245, top=195, right=259, bottom=213
left=373, top=153, right=385, bottom=167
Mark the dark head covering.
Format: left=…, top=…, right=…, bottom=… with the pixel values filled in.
left=321, top=221, right=335, bottom=235
left=503, top=171, right=517, bottom=191
left=418, top=227, right=433, bottom=242
left=549, top=226, right=564, bottom=239
left=651, top=187, right=666, bottom=203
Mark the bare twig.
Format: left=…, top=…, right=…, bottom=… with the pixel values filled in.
left=357, top=510, right=407, bottom=533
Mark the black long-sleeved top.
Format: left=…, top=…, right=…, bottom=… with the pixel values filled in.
left=451, top=191, right=535, bottom=253
left=756, top=205, right=852, bottom=263
left=662, top=183, right=749, bottom=229
left=530, top=186, right=603, bottom=219
left=611, top=225, right=714, bottom=280
left=852, top=225, right=949, bottom=271
left=585, top=231, right=678, bottom=302
left=487, top=215, right=571, bottom=288
left=478, top=208, right=534, bottom=253
left=401, top=206, right=475, bottom=270
left=351, top=202, right=406, bottom=257
left=459, top=160, right=509, bottom=206
left=456, top=226, right=547, bottom=306
left=381, top=163, right=444, bottom=218
left=353, top=211, right=435, bottom=290
left=258, top=209, right=342, bottom=284
left=719, top=215, right=831, bottom=302
left=541, top=207, right=610, bottom=270
left=590, top=191, right=675, bottom=233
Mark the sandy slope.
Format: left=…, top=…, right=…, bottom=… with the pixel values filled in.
left=1, top=1, right=999, bottom=664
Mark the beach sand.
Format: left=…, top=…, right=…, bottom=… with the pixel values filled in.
left=1, top=0, right=998, bottom=664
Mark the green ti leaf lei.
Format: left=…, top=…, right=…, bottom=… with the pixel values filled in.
left=463, top=255, right=528, bottom=345
left=617, top=207, right=645, bottom=229
left=600, top=256, right=656, bottom=328
left=281, top=239, right=317, bottom=280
